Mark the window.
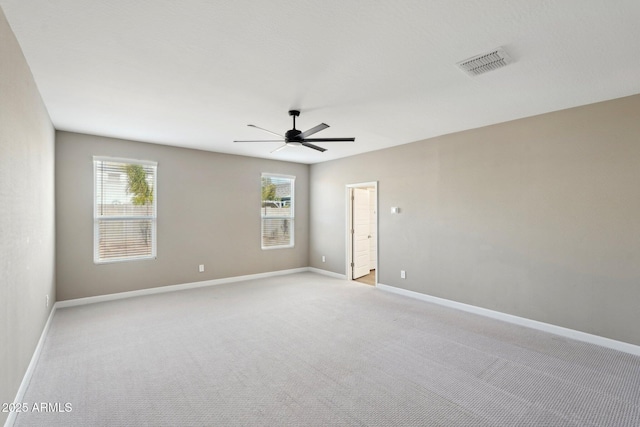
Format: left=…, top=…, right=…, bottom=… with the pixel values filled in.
left=261, top=173, right=294, bottom=249
left=94, top=157, right=157, bottom=263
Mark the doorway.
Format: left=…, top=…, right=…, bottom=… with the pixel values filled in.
left=346, top=182, right=378, bottom=286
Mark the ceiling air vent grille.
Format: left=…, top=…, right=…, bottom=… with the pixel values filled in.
left=457, top=47, right=512, bottom=76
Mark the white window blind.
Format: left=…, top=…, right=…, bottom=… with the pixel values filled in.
left=94, top=157, right=157, bottom=263
left=261, top=174, right=294, bottom=249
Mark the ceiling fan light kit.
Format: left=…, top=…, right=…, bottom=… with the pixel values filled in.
left=234, top=110, right=355, bottom=153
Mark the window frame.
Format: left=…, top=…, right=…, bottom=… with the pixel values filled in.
left=93, top=156, right=158, bottom=264
left=261, top=173, right=295, bottom=250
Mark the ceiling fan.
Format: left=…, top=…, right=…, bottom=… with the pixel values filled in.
left=234, top=110, right=355, bottom=153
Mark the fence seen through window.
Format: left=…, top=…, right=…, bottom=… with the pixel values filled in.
left=261, top=174, right=294, bottom=249
left=94, top=157, right=157, bottom=263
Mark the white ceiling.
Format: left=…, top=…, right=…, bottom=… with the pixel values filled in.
left=2, top=1, right=640, bottom=164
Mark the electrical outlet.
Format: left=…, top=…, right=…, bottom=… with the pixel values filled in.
left=322, top=256, right=326, bottom=263
left=400, top=270, right=406, bottom=279
left=199, top=264, right=205, bottom=273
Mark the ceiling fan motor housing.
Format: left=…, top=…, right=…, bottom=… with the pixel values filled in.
left=285, top=129, right=302, bottom=141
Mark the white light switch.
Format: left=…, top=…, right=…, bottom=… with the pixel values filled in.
left=199, top=264, right=205, bottom=273
left=391, top=207, right=400, bottom=214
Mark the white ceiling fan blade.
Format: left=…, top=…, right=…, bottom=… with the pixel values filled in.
left=270, top=144, right=288, bottom=153
left=234, top=140, right=284, bottom=143
left=248, top=124, right=284, bottom=138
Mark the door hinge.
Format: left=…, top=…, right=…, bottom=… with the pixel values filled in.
left=351, top=262, right=354, bottom=268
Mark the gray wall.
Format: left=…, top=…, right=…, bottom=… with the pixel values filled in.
left=0, top=8, right=56, bottom=425
left=310, top=94, right=640, bottom=346
left=56, top=132, right=309, bottom=300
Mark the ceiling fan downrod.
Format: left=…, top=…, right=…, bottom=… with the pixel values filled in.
left=286, top=110, right=302, bottom=142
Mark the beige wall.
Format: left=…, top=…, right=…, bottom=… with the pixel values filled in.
left=310, top=94, right=640, bottom=346
left=0, top=8, right=56, bottom=424
left=55, top=132, right=309, bottom=300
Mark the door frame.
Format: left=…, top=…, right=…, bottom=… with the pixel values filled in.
left=346, top=181, right=378, bottom=285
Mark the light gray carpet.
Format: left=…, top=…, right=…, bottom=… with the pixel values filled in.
left=14, top=273, right=640, bottom=426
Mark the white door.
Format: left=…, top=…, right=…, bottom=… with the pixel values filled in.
left=369, top=188, right=377, bottom=270
left=352, top=188, right=371, bottom=279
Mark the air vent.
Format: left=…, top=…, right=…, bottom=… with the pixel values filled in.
left=457, top=47, right=512, bottom=76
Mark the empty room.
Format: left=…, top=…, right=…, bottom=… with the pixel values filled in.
left=1, top=1, right=640, bottom=426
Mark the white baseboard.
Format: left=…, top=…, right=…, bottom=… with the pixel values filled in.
left=13, top=270, right=637, bottom=427
left=57, top=267, right=310, bottom=308
left=377, top=283, right=640, bottom=357
left=307, top=267, right=347, bottom=280
left=4, top=305, right=57, bottom=427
